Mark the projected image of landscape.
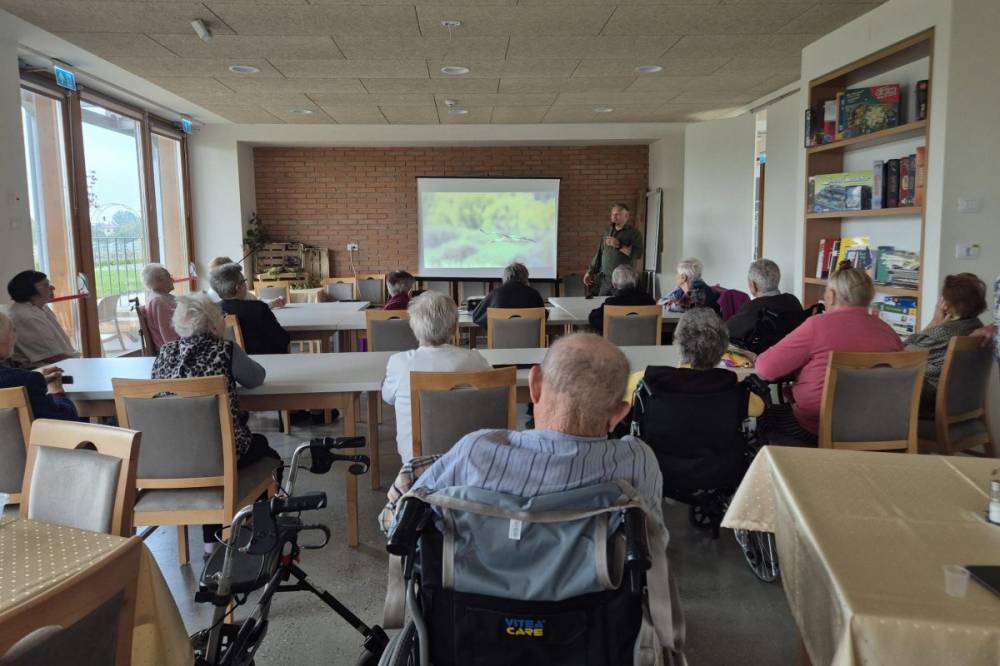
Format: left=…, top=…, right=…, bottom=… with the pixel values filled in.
left=420, top=191, right=558, bottom=269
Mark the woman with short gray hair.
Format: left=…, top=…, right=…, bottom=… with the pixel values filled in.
left=382, top=291, right=490, bottom=461
left=756, top=265, right=902, bottom=445
left=588, top=264, right=656, bottom=333
left=662, top=257, right=719, bottom=314
left=152, top=292, right=279, bottom=554
left=676, top=308, right=730, bottom=370
left=213, top=264, right=291, bottom=355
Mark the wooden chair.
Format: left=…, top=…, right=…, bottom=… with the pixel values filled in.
left=20, top=419, right=141, bottom=537
left=918, top=337, right=997, bottom=456
left=356, top=273, right=387, bottom=306
left=0, top=387, right=33, bottom=506
left=0, top=535, right=141, bottom=664
left=487, top=307, right=546, bottom=349
left=135, top=304, right=156, bottom=356
left=366, top=310, right=418, bottom=352
left=112, top=376, right=280, bottom=565
left=410, top=367, right=517, bottom=457
left=322, top=276, right=358, bottom=301
left=561, top=273, right=587, bottom=297
left=818, top=350, right=928, bottom=453
left=223, top=314, right=246, bottom=348
left=603, top=304, right=662, bottom=346
left=253, top=280, right=291, bottom=303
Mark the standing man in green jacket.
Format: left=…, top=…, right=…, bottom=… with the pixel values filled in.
left=583, top=203, right=644, bottom=296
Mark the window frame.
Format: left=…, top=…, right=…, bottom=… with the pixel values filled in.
left=18, top=70, right=195, bottom=357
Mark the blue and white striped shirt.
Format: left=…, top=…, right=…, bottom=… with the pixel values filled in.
left=410, top=429, right=664, bottom=523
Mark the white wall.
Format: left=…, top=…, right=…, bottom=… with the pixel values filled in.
left=760, top=94, right=801, bottom=293
left=0, top=25, right=34, bottom=305
left=681, top=114, right=757, bottom=291
left=648, top=134, right=685, bottom=294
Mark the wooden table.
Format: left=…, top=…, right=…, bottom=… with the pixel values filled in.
left=0, top=518, right=193, bottom=665
left=722, top=447, right=1000, bottom=666
left=55, top=354, right=392, bottom=548
left=272, top=301, right=370, bottom=352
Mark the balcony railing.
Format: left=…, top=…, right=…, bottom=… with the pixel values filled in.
left=92, top=236, right=144, bottom=298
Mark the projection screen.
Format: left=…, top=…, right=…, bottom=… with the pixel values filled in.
left=417, top=177, right=560, bottom=279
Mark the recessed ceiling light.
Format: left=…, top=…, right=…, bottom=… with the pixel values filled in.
left=440, top=20, right=462, bottom=28
left=636, top=65, right=664, bottom=74
left=289, top=108, right=314, bottom=115
left=440, top=65, right=470, bottom=76
left=448, top=107, right=469, bottom=115
left=593, top=106, right=614, bottom=113
left=228, top=64, right=260, bottom=74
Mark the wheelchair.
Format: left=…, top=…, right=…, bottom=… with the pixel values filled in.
left=378, top=482, right=682, bottom=666
left=191, top=437, right=389, bottom=666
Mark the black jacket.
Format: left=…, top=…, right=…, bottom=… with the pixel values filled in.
left=0, top=366, right=78, bottom=421
left=220, top=299, right=291, bottom=355
left=726, top=292, right=804, bottom=345
left=472, top=282, right=545, bottom=327
left=588, top=287, right=656, bottom=332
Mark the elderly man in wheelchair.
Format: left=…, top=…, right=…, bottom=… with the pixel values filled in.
left=380, top=334, right=686, bottom=666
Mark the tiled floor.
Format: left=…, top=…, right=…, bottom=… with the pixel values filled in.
left=144, top=401, right=799, bottom=664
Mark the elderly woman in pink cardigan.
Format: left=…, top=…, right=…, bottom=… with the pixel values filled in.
left=142, top=263, right=180, bottom=351
left=754, top=266, right=903, bottom=445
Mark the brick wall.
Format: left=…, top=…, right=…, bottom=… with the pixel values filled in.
left=253, top=145, right=649, bottom=277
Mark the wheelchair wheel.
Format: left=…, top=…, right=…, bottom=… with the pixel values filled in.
left=736, top=530, right=780, bottom=583
left=688, top=505, right=713, bottom=530
left=378, top=623, right=417, bottom=666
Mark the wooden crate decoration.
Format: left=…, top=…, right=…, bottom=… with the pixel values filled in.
left=244, top=242, right=332, bottom=287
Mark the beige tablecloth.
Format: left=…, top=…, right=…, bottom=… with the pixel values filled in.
left=289, top=287, right=326, bottom=303
left=723, top=447, right=1000, bottom=666
left=0, top=519, right=193, bottom=665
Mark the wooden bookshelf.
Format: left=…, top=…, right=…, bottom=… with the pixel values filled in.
left=806, top=206, right=922, bottom=220
left=806, top=120, right=928, bottom=155
left=801, top=29, right=933, bottom=332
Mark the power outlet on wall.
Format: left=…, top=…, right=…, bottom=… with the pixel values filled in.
left=346, top=242, right=359, bottom=252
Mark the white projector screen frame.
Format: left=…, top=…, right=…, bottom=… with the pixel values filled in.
left=417, top=177, right=561, bottom=279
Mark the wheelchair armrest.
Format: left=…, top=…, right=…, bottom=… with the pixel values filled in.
left=623, top=508, right=651, bottom=594
left=387, top=497, right=429, bottom=558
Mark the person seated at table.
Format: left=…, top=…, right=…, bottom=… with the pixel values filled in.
left=152, top=292, right=280, bottom=554
left=205, top=256, right=284, bottom=309
left=588, top=264, right=656, bottom=334
left=0, top=311, right=78, bottom=421
left=382, top=291, right=490, bottom=462
left=5, top=270, right=80, bottom=369
left=755, top=265, right=902, bottom=445
left=472, top=262, right=545, bottom=328
left=904, top=273, right=987, bottom=415
left=660, top=257, right=720, bottom=314
left=726, top=259, right=804, bottom=349
left=141, top=263, right=180, bottom=351
left=212, top=263, right=290, bottom=355
left=384, top=270, right=415, bottom=311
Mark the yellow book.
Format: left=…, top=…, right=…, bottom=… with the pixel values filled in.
left=836, top=236, right=871, bottom=268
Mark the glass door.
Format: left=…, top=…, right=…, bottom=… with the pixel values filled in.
left=79, top=99, right=149, bottom=356
left=151, top=132, right=192, bottom=294
left=19, top=88, right=83, bottom=352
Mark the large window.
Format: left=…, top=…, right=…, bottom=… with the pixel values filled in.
left=19, top=88, right=83, bottom=351
left=17, top=75, right=193, bottom=357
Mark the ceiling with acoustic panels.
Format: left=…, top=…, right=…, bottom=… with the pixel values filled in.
left=1, top=0, right=888, bottom=124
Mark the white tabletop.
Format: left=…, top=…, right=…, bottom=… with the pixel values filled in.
left=548, top=296, right=683, bottom=324
left=57, top=346, right=750, bottom=401
left=271, top=301, right=370, bottom=331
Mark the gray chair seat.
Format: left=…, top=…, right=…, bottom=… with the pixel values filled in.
left=0, top=407, right=28, bottom=495
left=26, top=446, right=123, bottom=534
left=134, top=457, right=281, bottom=513
left=918, top=418, right=989, bottom=445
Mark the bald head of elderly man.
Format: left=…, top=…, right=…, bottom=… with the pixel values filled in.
left=408, top=332, right=663, bottom=518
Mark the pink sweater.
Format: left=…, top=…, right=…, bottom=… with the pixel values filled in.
left=146, top=292, right=179, bottom=350
left=755, top=306, right=903, bottom=434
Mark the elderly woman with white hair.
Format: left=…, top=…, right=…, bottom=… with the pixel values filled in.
left=471, top=262, right=544, bottom=328
left=382, top=291, right=490, bottom=462
left=587, top=264, right=656, bottom=333
left=661, top=257, right=719, bottom=314
left=141, top=262, right=180, bottom=351
left=0, top=310, right=78, bottom=420
left=152, top=292, right=280, bottom=553
left=755, top=265, right=902, bottom=444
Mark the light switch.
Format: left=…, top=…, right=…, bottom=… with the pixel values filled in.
left=955, top=243, right=981, bottom=259
left=957, top=198, right=982, bottom=214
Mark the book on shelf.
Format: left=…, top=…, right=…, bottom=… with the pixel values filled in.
left=872, top=160, right=885, bottom=209
left=885, top=159, right=901, bottom=208
left=815, top=238, right=839, bottom=279
left=872, top=294, right=918, bottom=335
left=823, top=99, right=837, bottom=144
left=915, top=147, right=927, bottom=206
left=874, top=246, right=920, bottom=289
left=835, top=92, right=845, bottom=141
left=836, top=236, right=872, bottom=271
left=916, top=80, right=929, bottom=121
left=827, top=240, right=842, bottom=277
left=842, top=84, right=901, bottom=138
left=907, top=154, right=917, bottom=206
left=804, top=108, right=820, bottom=147
left=899, top=157, right=911, bottom=207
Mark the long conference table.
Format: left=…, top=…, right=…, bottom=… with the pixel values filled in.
left=55, top=344, right=729, bottom=548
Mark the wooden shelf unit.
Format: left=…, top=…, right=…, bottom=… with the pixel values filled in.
left=801, top=29, right=933, bottom=330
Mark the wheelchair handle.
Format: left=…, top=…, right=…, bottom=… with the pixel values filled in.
left=623, top=508, right=651, bottom=595
left=386, top=498, right=428, bottom=557
left=311, top=435, right=366, bottom=450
